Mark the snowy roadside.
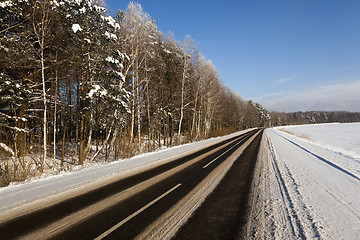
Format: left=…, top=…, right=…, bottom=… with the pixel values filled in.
left=245, top=123, right=360, bottom=239
left=0, top=130, right=250, bottom=213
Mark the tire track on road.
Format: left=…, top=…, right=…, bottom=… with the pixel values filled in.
left=267, top=132, right=323, bottom=239
left=267, top=136, right=305, bottom=239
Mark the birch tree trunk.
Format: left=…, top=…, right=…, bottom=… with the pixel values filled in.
left=136, top=56, right=141, bottom=151
left=53, top=51, right=58, bottom=166
left=41, top=42, right=47, bottom=172
left=129, top=46, right=136, bottom=144
left=178, top=37, right=194, bottom=139
left=191, top=88, right=199, bottom=140
left=145, top=80, right=152, bottom=151
left=33, top=0, right=50, bottom=172
left=178, top=61, right=186, bottom=137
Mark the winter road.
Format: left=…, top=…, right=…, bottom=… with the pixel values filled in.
left=0, top=129, right=262, bottom=239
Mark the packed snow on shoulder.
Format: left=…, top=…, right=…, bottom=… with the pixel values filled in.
left=245, top=123, right=360, bottom=240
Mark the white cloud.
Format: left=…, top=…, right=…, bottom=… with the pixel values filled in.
left=260, top=80, right=360, bottom=112
left=274, top=76, right=296, bottom=83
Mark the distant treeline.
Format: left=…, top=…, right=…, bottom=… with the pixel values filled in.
left=270, top=111, right=360, bottom=126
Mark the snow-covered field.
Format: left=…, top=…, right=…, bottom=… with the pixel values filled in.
left=246, top=123, right=360, bottom=239
left=0, top=130, right=248, bottom=214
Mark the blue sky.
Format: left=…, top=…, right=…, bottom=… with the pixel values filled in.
left=106, top=0, right=360, bottom=112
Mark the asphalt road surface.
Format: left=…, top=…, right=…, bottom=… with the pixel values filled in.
left=0, top=129, right=263, bottom=239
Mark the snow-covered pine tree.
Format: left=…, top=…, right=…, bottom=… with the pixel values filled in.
left=53, top=0, right=129, bottom=163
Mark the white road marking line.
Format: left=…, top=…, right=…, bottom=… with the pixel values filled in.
left=203, top=140, right=243, bottom=169
left=94, top=183, right=182, bottom=240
